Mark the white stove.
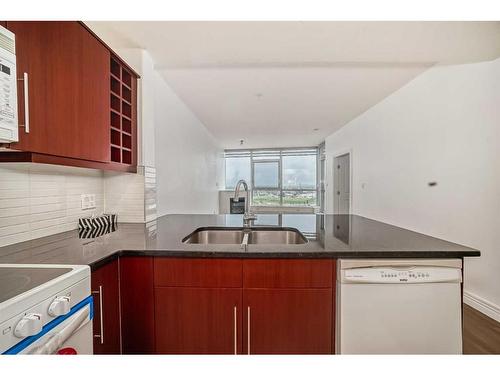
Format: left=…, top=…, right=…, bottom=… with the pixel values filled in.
left=0, top=264, right=92, bottom=354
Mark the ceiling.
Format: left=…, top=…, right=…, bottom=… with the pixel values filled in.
left=87, top=21, right=500, bottom=148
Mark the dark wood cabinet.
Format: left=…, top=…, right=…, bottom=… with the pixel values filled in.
left=1, top=21, right=138, bottom=172
left=5, top=21, right=110, bottom=162
left=151, top=258, right=335, bottom=355
left=88, top=256, right=335, bottom=355
left=155, top=288, right=242, bottom=354
left=153, top=258, right=243, bottom=354
left=119, top=256, right=155, bottom=354
left=91, top=259, right=121, bottom=354
left=243, top=289, right=333, bottom=354
left=109, top=55, right=137, bottom=168
left=243, top=259, right=333, bottom=288
left=243, top=259, right=334, bottom=354
left=154, top=258, right=243, bottom=288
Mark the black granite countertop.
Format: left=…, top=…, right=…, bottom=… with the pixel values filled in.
left=0, top=214, right=480, bottom=269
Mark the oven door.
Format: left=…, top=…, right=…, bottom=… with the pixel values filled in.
left=5, top=296, right=93, bottom=355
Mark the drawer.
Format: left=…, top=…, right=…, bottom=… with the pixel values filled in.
left=154, top=258, right=242, bottom=287
left=243, top=259, right=334, bottom=289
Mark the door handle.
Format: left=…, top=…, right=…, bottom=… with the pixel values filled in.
left=91, top=286, right=104, bottom=344
left=247, top=306, right=251, bottom=355
left=17, top=72, right=30, bottom=133
left=233, top=306, right=237, bottom=355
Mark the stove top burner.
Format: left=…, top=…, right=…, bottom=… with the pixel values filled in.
left=0, top=267, right=72, bottom=303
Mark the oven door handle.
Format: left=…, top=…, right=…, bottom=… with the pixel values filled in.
left=28, top=305, right=90, bottom=354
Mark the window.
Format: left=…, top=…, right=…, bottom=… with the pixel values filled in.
left=282, top=155, right=316, bottom=189
left=224, top=148, right=318, bottom=207
left=254, top=162, right=279, bottom=188
left=225, top=154, right=251, bottom=189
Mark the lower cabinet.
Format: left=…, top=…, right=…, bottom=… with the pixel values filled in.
left=91, top=259, right=121, bottom=354
left=243, top=289, right=333, bottom=354
left=151, top=258, right=335, bottom=355
left=242, top=259, right=334, bottom=354
left=155, top=288, right=242, bottom=354
left=117, top=256, right=336, bottom=354
left=119, top=256, right=155, bottom=354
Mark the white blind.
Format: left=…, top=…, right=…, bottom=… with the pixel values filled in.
left=281, top=148, right=317, bottom=157
left=224, top=148, right=317, bottom=158
left=224, top=150, right=251, bottom=158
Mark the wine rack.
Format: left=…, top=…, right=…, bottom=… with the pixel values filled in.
left=109, top=55, right=135, bottom=166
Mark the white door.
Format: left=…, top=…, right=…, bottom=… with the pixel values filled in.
left=333, top=153, right=350, bottom=214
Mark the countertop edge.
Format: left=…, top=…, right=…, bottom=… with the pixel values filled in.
left=89, top=248, right=481, bottom=270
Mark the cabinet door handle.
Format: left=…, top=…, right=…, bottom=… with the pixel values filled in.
left=92, top=285, right=104, bottom=344
left=233, top=306, right=237, bottom=355
left=247, top=306, right=251, bottom=355
left=17, top=72, right=30, bottom=133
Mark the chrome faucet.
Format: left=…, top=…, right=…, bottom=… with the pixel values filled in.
left=234, top=179, right=256, bottom=227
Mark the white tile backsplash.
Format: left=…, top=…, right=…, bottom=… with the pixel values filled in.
left=103, top=166, right=157, bottom=223
left=0, top=163, right=157, bottom=248
left=104, top=170, right=145, bottom=223
left=144, top=166, right=157, bottom=222
left=0, top=163, right=104, bottom=247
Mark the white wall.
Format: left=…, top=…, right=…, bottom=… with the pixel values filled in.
left=325, top=58, right=500, bottom=321
left=155, top=69, right=222, bottom=215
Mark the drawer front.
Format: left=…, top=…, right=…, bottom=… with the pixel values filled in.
left=243, top=259, right=333, bottom=288
left=154, top=258, right=243, bottom=287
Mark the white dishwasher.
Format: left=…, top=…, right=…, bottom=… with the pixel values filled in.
left=336, top=259, right=463, bottom=354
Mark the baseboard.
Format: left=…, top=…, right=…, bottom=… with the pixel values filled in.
left=463, top=290, right=500, bottom=323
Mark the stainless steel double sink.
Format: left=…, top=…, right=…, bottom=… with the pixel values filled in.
left=182, top=227, right=308, bottom=246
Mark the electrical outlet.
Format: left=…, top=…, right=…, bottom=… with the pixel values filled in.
left=81, top=194, right=97, bottom=210
left=88, top=194, right=96, bottom=209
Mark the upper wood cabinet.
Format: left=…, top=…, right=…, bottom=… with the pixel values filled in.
left=109, top=56, right=137, bottom=167
left=1, top=21, right=138, bottom=172
left=6, top=21, right=110, bottom=161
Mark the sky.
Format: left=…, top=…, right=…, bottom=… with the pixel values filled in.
left=226, top=155, right=316, bottom=189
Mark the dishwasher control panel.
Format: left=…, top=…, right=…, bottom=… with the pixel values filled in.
left=343, top=266, right=462, bottom=284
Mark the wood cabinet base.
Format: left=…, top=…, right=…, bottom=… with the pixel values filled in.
left=243, top=288, right=333, bottom=354
left=91, top=260, right=121, bottom=354
left=114, top=257, right=336, bottom=355
left=155, top=288, right=242, bottom=354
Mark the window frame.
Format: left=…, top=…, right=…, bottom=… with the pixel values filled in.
left=224, top=147, right=319, bottom=207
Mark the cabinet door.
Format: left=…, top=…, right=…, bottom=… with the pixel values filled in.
left=120, top=256, right=155, bottom=354
left=91, top=259, right=121, bottom=354
left=155, top=287, right=242, bottom=354
left=243, top=289, right=333, bottom=354
left=5, top=21, right=109, bottom=162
